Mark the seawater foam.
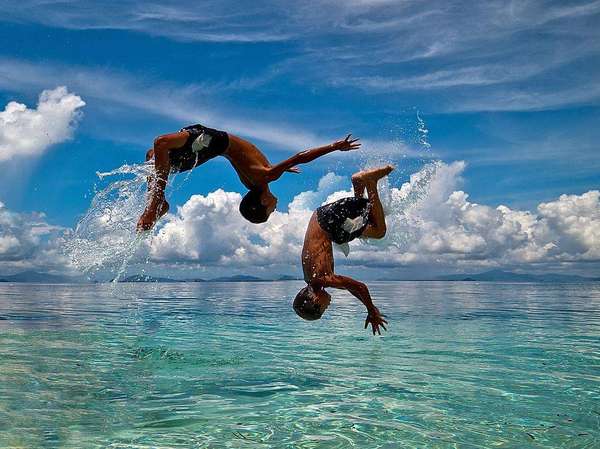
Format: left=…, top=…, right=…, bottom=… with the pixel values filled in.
left=63, top=161, right=155, bottom=281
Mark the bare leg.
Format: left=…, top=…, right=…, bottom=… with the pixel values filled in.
left=352, top=165, right=394, bottom=239
left=364, top=181, right=386, bottom=238
left=352, top=175, right=366, bottom=198
left=137, top=131, right=188, bottom=231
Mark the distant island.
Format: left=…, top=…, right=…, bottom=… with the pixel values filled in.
left=379, top=269, right=600, bottom=283
left=0, top=271, right=83, bottom=284
left=0, top=271, right=302, bottom=284
left=1, top=269, right=597, bottom=284
left=118, top=274, right=303, bottom=283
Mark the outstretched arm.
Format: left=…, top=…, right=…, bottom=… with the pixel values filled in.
left=266, top=134, right=361, bottom=183
left=320, top=274, right=387, bottom=335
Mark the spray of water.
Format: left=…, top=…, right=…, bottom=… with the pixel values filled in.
left=63, top=162, right=155, bottom=281
left=416, top=110, right=432, bottom=151
left=384, top=161, right=442, bottom=249
left=357, top=112, right=442, bottom=250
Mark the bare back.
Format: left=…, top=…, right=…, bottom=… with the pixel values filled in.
left=301, top=212, right=334, bottom=283
left=225, top=134, right=272, bottom=189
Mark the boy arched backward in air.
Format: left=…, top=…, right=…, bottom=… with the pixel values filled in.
left=294, top=165, right=393, bottom=335
left=137, top=123, right=361, bottom=231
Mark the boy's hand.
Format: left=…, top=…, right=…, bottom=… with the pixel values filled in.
left=332, top=134, right=361, bottom=151
left=364, top=307, right=388, bottom=335
left=286, top=166, right=301, bottom=174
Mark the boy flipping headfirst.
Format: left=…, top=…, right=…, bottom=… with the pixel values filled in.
left=294, top=165, right=393, bottom=335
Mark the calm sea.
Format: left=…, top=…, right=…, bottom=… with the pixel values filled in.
left=0, top=281, right=599, bottom=448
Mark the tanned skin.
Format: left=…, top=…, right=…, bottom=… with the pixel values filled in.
left=137, top=131, right=361, bottom=231
left=301, top=165, right=394, bottom=335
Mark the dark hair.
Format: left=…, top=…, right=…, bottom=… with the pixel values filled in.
left=239, top=190, right=269, bottom=224
left=293, top=286, right=325, bottom=321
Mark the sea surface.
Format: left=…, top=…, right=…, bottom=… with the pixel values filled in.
left=0, top=281, right=599, bottom=448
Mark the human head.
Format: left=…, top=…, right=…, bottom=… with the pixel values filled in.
left=293, top=285, right=331, bottom=321
left=239, top=188, right=277, bottom=223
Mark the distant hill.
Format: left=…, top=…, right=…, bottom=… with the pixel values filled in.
left=376, top=269, right=599, bottom=282
left=116, top=274, right=300, bottom=283
left=434, top=269, right=599, bottom=283
left=276, top=275, right=302, bottom=281
left=3, top=269, right=597, bottom=284
left=0, top=271, right=273, bottom=284
left=118, top=274, right=183, bottom=283
left=0, top=271, right=83, bottom=283
left=118, top=274, right=270, bottom=283
left=208, top=275, right=266, bottom=282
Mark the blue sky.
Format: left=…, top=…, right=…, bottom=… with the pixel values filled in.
left=0, top=0, right=599, bottom=278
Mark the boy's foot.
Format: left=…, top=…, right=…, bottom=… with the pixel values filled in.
left=352, top=165, right=395, bottom=185
left=137, top=198, right=169, bottom=232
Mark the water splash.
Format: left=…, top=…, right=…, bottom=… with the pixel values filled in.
left=63, top=162, right=155, bottom=281
left=416, top=110, right=431, bottom=150
left=359, top=160, right=455, bottom=254
left=111, top=231, right=151, bottom=283
left=384, top=161, right=440, bottom=248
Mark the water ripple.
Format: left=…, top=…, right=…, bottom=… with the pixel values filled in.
left=0, top=281, right=599, bottom=448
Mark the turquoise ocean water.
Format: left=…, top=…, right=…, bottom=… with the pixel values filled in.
left=0, top=281, right=599, bottom=448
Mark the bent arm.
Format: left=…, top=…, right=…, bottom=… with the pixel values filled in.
left=321, top=274, right=376, bottom=313
left=320, top=274, right=387, bottom=335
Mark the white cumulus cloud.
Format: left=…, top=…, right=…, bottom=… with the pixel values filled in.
left=0, top=87, right=85, bottom=162
left=0, top=201, right=69, bottom=272
left=146, top=161, right=600, bottom=276
left=17, top=160, right=600, bottom=278
left=146, top=171, right=349, bottom=270
left=355, top=162, right=600, bottom=270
